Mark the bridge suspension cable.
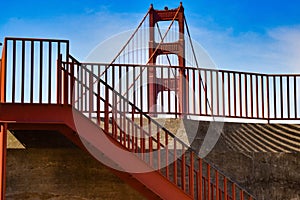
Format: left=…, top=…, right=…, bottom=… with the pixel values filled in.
left=97, top=4, right=215, bottom=118
left=98, top=6, right=152, bottom=78
left=183, top=15, right=213, bottom=116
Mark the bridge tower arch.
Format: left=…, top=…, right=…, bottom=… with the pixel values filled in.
left=148, top=3, right=186, bottom=117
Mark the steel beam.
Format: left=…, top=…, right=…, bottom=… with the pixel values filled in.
left=0, top=123, right=7, bottom=200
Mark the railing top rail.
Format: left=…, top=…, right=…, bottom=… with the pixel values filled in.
left=4, top=37, right=69, bottom=43
left=79, top=61, right=300, bottom=77
left=68, top=54, right=81, bottom=65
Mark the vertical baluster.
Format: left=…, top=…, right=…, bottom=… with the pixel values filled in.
left=267, top=76, right=270, bottom=121
left=273, top=76, right=277, bottom=118
left=240, top=190, right=244, bottom=200
left=261, top=75, right=264, bottom=119
left=165, top=132, right=169, bottom=179
left=160, top=66, right=164, bottom=113
left=104, top=81, right=109, bottom=133
left=168, top=66, right=171, bottom=113
left=12, top=40, right=16, bottom=103
left=21, top=40, right=25, bottom=103
left=40, top=41, right=43, bottom=103
left=140, top=66, right=143, bottom=112
left=88, top=72, right=93, bottom=119
left=123, top=99, right=126, bottom=147
left=210, top=70, right=213, bottom=116
left=294, top=76, right=297, bottom=118
left=97, top=81, right=100, bottom=126
left=256, top=75, right=259, bottom=118
left=233, top=73, right=236, bottom=116
left=222, top=72, right=225, bottom=116
left=228, top=73, right=232, bottom=116
left=30, top=40, right=34, bottom=103
left=48, top=41, right=52, bottom=103
left=287, top=76, right=290, bottom=118
left=193, top=69, right=196, bottom=114
left=57, top=42, right=62, bottom=104
left=0, top=39, right=8, bottom=102
left=205, top=70, right=208, bottom=115
left=199, top=70, right=202, bottom=115
left=207, top=164, right=211, bottom=200
left=198, top=159, right=203, bottom=200
left=216, top=170, right=219, bottom=200
left=181, top=145, right=186, bottom=192
left=250, top=75, right=253, bottom=118
left=186, top=69, right=190, bottom=115
left=239, top=73, right=242, bottom=117
left=175, top=68, right=178, bottom=117
left=232, top=184, right=236, bottom=200
left=280, top=76, right=283, bottom=118
left=245, top=74, right=248, bottom=117
left=216, top=71, right=219, bottom=116
left=190, top=152, right=194, bottom=198
left=174, top=139, right=178, bottom=185
left=149, top=121, right=153, bottom=166
left=157, top=126, right=161, bottom=170
left=224, top=177, right=227, bottom=200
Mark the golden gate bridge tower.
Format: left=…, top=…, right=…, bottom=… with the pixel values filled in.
left=148, top=3, right=186, bottom=116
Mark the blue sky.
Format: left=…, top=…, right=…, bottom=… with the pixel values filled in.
left=1, top=0, right=300, bottom=73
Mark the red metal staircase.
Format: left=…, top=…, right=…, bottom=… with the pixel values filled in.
left=0, top=37, right=256, bottom=199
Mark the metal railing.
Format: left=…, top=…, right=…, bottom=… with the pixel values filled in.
left=78, top=63, right=300, bottom=122
left=1, top=38, right=299, bottom=122
left=61, top=59, right=255, bottom=200
left=0, top=37, right=69, bottom=104
left=6, top=37, right=300, bottom=199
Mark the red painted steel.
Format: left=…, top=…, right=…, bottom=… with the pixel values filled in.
left=0, top=123, right=7, bottom=200
left=148, top=3, right=186, bottom=117
left=0, top=40, right=6, bottom=103
left=189, top=152, right=194, bottom=197
left=6, top=35, right=298, bottom=200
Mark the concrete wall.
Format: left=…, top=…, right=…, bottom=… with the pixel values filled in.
left=6, top=119, right=300, bottom=200
left=6, top=148, right=145, bottom=200
left=6, top=131, right=145, bottom=200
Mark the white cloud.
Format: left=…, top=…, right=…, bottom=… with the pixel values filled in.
left=0, top=11, right=144, bottom=61
left=189, top=24, right=300, bottom=74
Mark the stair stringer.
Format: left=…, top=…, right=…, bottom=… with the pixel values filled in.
left=0, top=103, right=192, bottom=200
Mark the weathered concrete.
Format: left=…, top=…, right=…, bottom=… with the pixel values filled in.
left=5, top=119, right=300, bottom=200
left=6, top=131, right=145, bottom=200
left=6, top=148, right=145, bottom=200
left=183, top=119, right=300, bottom=200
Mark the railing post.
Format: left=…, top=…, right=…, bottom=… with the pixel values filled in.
left=181, top=145, right=186, bottom=191
left=198, top=159, right=203, bottom=200
left=0, top=39, right=7, bottom=103
left=88, top=72, right=94, bottom=119
left=189, top=152, right=194, bottom=198
left=266, top=75, right=270, bottom=123
left=57, top=54, right=62, bottom=104
left=97, top=81, right=101, bottom=126
left=216, top=170, right=219, bottom=200
left=240, top=190, right=244, bottom=200
left=179, top=68, right=187, bottom=118
left=63, top=61, right=69, bottom=105
left=0, top=123, right=7, bottom=200
left=148, top=66, right=157, bottom=116
left=232, top=184, right=236, bottom=200
left=104, top=83, right=109, bottom=133
left=70, top=60, right=75, bottom=106
left=224, top=177, right=227, bottom=200
left=207, top=164, right=211, bottom=200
